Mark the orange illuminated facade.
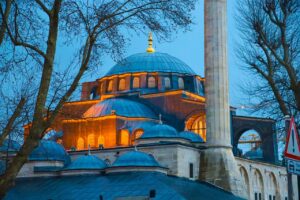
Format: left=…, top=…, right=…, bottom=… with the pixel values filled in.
left=24, top=39, right=209, bottom=151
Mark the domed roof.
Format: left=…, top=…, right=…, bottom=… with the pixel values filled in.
left=112, top=151, right=160, bottom=167
left=179, top=131, right=204, bottom=143
left=83, top=98, right=157, bottom=119
left=140, top=123, right=178, bottom=139
left=65, top=154, right=107, bottom=170
left=105, top=52, right=196, bottom=76
left=0, top=139, right=21, bottom=152
left=244, top=147, right=263, bottom=159
left=29, top=140, right=70, bottom=164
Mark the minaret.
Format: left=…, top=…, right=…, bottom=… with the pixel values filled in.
left=200, top=0, right=246, bottom=197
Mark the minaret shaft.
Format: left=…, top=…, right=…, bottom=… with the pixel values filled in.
left=200, top=0, right=246, bottom=197
left=205, top=0, right=230, bottom=147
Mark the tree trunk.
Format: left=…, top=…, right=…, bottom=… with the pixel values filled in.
left=0, top=1, right=61, bottom=198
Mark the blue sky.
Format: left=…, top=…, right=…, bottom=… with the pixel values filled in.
left=80, top=0, right=250, bottom=114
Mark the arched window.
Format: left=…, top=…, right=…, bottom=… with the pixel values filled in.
left=87, top=134, right=95, bottom=148
left=133, top=77, right=140, bottom=89
left=89, top=86, right=98, bottom=100
left=98, top=135, right=105, bottom=148
left=178, top=77, right=184, bottom=89
left=77, top=137, right=84, bottom=150
left=148, top=76, right=156, bottom=88
left=134, top=129, right=144, bottom=140
left=120, top=129, right=129, bottom=146
left=164, top=77, right=171, bottom=89
left=107, top=80, right=113, bottom=92
left=237, top=130, right=262, bottom=158
left=118, top=78, right=126, bottom=91
left=187, top=115, right=206, bottom=141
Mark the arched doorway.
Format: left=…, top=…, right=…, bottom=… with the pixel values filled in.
left=237, top=130, right=263, bottom=160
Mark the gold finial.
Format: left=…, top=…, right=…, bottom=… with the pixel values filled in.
left=146, top=32, right=155, bottom=53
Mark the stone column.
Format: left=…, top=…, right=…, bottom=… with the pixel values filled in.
left=200, top=0, right=246, bottom=198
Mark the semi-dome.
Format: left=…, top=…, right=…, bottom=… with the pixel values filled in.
left=179, top=131, right=204, bottom=143
left=105, top=52, right=196, bottom=76
left=65, top=154, right=107, bottom=170
left=29, top=140, right=70, bottom=164
left=0, top=139, right=21, bottom=152
left=140, top=123, right=178, bottom=139
left=112, top=151, right=160, bottom=167
left=83, top=98, right=157, bottom=119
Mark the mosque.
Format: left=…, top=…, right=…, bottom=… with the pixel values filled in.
left=0, top=1, right=298, bottom=199
left=0, top=35, right=296, bottom=200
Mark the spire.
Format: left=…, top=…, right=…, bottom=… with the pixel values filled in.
left=146, top=32, right=155, bottom=53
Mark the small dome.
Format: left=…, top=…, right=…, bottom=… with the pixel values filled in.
left=83, top=98, right=157, bottom=119
left=140, top=124, right=178, bottom=139
left=29, top=140, right=70, bottom=164
left=112, top=151, right=160, bottom=167
left=0, top=139, right=21, bottom=152
left=244, top=147, right=263, bottom=159
left=179, top=131, right=204, bottom=143
left=105, top=52, right=196, bottom=76
left=65, top=155, right=107, bottom=170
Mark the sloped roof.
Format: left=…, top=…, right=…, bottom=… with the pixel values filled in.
left=5, top=172, right=244, bottom=200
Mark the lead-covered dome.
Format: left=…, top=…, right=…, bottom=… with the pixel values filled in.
left=65, top=155, right=107, bottom=170
left=29, top=140, right=70, bottom=164
left=83, top=98, right=157, bottom=119
left=140, top=124, right=178, bottom=139
left=179, top=131, right=204, bottom=143
left=105, top=52, right=196, bottom=76
left=112, top=151, right=160, bottom=167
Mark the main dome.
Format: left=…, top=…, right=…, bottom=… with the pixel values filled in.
left=105, top=52, right=196, bottom=76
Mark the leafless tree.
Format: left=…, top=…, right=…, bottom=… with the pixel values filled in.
left=0, top=0, right=197, bottom=198
left=236, top=0, right=300, bottom=126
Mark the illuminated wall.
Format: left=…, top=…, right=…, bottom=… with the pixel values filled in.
left=62, top=117, right=117, bottom=150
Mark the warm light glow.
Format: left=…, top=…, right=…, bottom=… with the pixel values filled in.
left=77, top=137, right=84, bottom=150
left=98, top=135, right=105, bottom=147
left=88, top=134, right=95, bottom=147
left=133, top=77, right=140, bottom=88
left=120, top=129, right=129, bottom=146
left=107, top=80, right=113, bottom=92
left=191, top=115, right=206, bottom=141
left=186, top=114, right=206, bottom=141
left=118, top=78, right=126, bottom=91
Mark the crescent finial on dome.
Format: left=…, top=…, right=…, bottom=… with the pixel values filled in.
left=146, top=32, right=155, bottom=53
